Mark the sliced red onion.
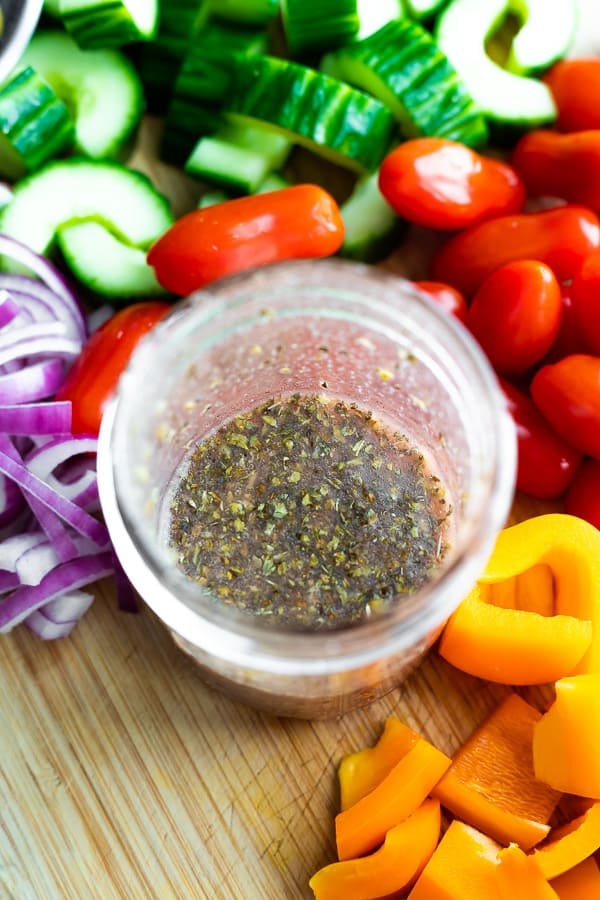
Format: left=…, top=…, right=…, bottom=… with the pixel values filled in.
left=0, top=506, right=32, bottom=541
left=0, top=235, right=84, bottom=326
left=0, top=402, right=72, bottom=436
left=40, top=589, right=94, bottom=624
left=0, top=471, right=25, bottom=528
left=24, top=611, right=77, bottom=639
left=0, top=280, right=85, bottom=341
left=0, top=571, right=19, bottom=593
left=0, top=291, right=20, bottom=327
left=16, top=535, right=95, bottom=585
left=0, top=359, right=65, bottom=404
left=0, top=551, right=113, bottom=630
left=26, top=435, right=98, bottom=502
left=0, top=436, right=109, bottom=547
left=0, top=333, right=81, bottom=369
left=0, top=531, right=46, bottom=570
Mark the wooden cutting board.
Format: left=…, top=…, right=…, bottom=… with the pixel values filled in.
left=1, top=9, right=598, bottom=893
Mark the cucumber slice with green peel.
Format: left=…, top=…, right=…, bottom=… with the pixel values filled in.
left=57, top=222, right=166, bottom=299
left=185, top=123, right=291, bottom=193
left=19, top=31, right=143, bottom=159
left=340, top=172, right=403, bottom=262
left=255, top=172, right=291, bottom=193
left=43, top=0, right=62, bottom=15
left=436, top=0, right=557, bottom=127
left=0, top=67, right=74, bottom=180
left=197, top=188, right=231, bottom=208
left=161, top=22, right=268, bottom=165
left=58, top=0, right=159, bottom=48
left=0, top=159, right=173, bottom=267
left=224, top=54, right=396, bottom=173
left=137, top=0, right=210, bottom=114
left=357, top=0, right=406, bottom=39
left=210, top=0, right=280, bottom=26
left=405, top=0, right=448, bottom=18
left=281, top=0, right=359, bottom=57
left=322, top=19, right=489, bottom=148
left=506, top=0, right=577, bottom=75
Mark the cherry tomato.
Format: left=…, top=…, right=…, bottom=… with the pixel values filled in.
left=544, top=59, right=600, bottom=132
left=413, top=281, right=468, bottom=324
left=571, top=249, right=600, bottom=355
left=56, top=302, right=171, bottom=435
left=378, top=138, right=525, bottom=230
left=565, top=460, right=600, bottom=530
left=542, top=285, right=591, bottom=364
left=147, top=184, right=344, bottom=296
left=500, top=379, right=582, bottom=499
left=531, top=354, right=600, bottom=460
left=467, top=260, right=561, bottom=375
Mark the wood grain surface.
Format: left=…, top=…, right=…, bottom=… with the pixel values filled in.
left=1, top=9, right=598, bottom=897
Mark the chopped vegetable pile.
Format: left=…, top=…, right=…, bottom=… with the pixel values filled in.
left=310, top=515, right=600, bottom=898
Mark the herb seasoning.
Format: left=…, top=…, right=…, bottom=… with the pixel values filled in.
left=169, top=393, right=449, bottom=630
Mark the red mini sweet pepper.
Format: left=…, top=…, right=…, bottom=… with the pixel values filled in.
left=531, top=355, right=600, bottom=461
left=500, top=379, right=582, bottom=500
left=512, top=130, right=600, bottom=209
left=544, top=59, right=600, bottom=132
left=378, top=137, right=525, bottom=230
left=56, top=302, right=171, bottom=435
left=430, top=206, right=600, bottom=297
left=147, top=184, right=345, bottom=296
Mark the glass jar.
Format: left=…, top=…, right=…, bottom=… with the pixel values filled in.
left=98, top=259, right=516, bottom=718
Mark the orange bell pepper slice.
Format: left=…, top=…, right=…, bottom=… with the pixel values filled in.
left=338, top=717, right=420, bottom=811
left=439, top=514, right=599, bottom=683
left=407, top=820, right=502, bottom=899
left=432, top=694, right=561, bottom=850
left=531, top=802, right=600, bottom=880
left=550, top=857, right=600, bottom=899
left=309, top=799, right=441, bottom=900
left=496, top=845, right=559, bottom=899
left=335, top=736, right=450, bottom=861
left=533, top=674, right=600, bottom=799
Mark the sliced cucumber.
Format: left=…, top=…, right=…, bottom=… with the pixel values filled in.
left=43, top=0, right=62, bottom=15
left=0, top=67, right=74, bottom=180
left=0, top=159, right=173, bottom=263
left=356, top=0, right=406, bottom=38
left=57, top=222, right=165, bottom=299
left=210, top=0, right=279, bottom=26
left=185, top=123, right=290, bottom=193
left=506, top=0, right=577, bottom=75
left=58, top=0, right=159, bottom=48
left=19, top=31, right=143, bottom=159
left=436, top=0, right=557, bottom=127
left=137, top=0, right=210, bottom=114
left=161, top=22, right=268, bottom=165
left=340, top=172, right=402, bottom=262
left=225, top=54, right=396, bottom=172
left=255, top=172, right=291, bottom=192
left=197, top=188, right=231, bottom=208
left=282, top=0, right=359, bottom=57
left=322, top=19, right=489, bottom=147
left=405, top=0, right=448, bottom=18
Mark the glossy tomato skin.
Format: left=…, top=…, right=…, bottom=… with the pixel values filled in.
left=501, top=378, right=582, bottom=499
left=413, top=281, right=468, bottom=324
left=378, top=138, right=525, bottom=230
left=430, top=206, right=600, bottom=297
left=467, top=260, right=561, bottom=375
left=56, top=302, right=171, bottom=435
left=565, top=460, right=600, bottom=529
left=542, top=284, right=591, bottom=364
left=531, top=354, right=600, bottom=460
left=544, top=59, right=600, bottom=132
left=571, top=249, right=600, bottom=355
left=147, top=184, right=344, bottom=296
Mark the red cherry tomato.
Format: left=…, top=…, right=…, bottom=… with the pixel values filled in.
left=500, top=379, right=582, bottom=499
left=378, top=138, right=525, bottom=230
left=467, top=260, right=561, bottom=375
left=413, top=281, right=468, bottom=324
left=147, top=184, right=344, bottom=296
left=544, top=59, right=600, bottom=132
left=571, top=249, right=600, bottom=355
left=531, top=354, right=600, bottom=460
left=542, top=284, right=591, bottom=364
left=565, top=460, right=600, bottom=530
left=56, top=302, right=171, bottom=435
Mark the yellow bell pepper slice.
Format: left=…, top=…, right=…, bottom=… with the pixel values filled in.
left=496, top=845, right=559, bottom=899
left=531, top=802, right=600, bottom=880
left=309, top=799, right=440, bottom=900
left=550, top=857, right=600, bottom=899
left=533, top=674, right=600, bottom=799
left=338, top=717, right=420, bottom=812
